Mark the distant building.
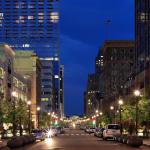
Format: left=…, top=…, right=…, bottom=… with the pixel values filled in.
left=135, top=0, right=150, bottom=95
left=40, top=58, right=53, bottom=114
left=84, top=49, right=104, bottom=116
left=102, top=40, right=135, bottom=109
left=84, top=74, right=100, bottom=116
left=13, top=51, right=41, bottom=128
left=59, top=65, right=64, bottom=118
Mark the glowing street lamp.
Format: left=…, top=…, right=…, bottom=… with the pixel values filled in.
left=110, top=106, right=115, bottom=123
left=11, top=91, right=17, bottom=137
left=96, top=110, right=99, bottom=113
left=37, top=106, right=41, bottom=128
left=99, top=112, right=103, bottom=116
left=110, top=106, right=114, bottom=110
left=118, top=99, right=124, bottom=106
left=134, top=90, right=141, bottom=135
left=27, top=101, right=31, bottom=134
left=118, top=99, right=124, bottom=134
left=134, top=90, right=140, bottom=97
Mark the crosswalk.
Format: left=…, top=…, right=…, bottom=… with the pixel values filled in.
left=58, top=133, right=93, bottom=136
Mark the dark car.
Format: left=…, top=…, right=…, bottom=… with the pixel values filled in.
left=32, top=129, right=45, bottom=141
left=94, top=128, right=105, bottom=138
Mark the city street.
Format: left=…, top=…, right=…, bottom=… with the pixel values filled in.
left=2, top=129, right=149, bottom=150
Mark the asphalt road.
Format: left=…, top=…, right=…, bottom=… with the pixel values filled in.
left=3, top=129, right=149, bottom=150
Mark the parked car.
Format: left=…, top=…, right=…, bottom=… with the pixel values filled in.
left=56, top=127, right=64, bottom=134
left=32, top=129, right=46, bottom=141
left=85, top=127, right=96, bottom=134
left=103, top=124, right=120, bottom=140
left=94, top=128, right=105, bottom=138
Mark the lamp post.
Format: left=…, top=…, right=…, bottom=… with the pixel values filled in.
left=134, top=90, right=140, bottom=135
left=37, top=106, right=40, bottom=129
left=11, top=91, right=17, bottom=137
left=27, top=101, right=31, bottom=134
left=110, top=106, right=114, bottom=123
left=48, top=112, right=51, bottom=127
left=118, top=99, right=123, bottom=135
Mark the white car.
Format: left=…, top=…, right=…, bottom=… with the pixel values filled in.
left=103, top=124, right=120, bottom=140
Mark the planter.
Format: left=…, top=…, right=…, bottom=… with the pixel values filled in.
left=7, top=135, right=36, bottom=149
left=21, top=136, right=29, bottom=145
left=127, top=136, right=143, bottom=148
left=122, top=135, right=128, bottom=144
left=114, top=135, right=121, bottom=142
left=7, top=137, right=23, bottom=149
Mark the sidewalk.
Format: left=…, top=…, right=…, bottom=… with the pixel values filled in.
left=0, top=140, right=7, bottom=149
left=143, top=139, right=150, bottom=147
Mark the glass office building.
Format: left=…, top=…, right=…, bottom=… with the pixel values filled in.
left=135, top=0, right=150, bottom=90
left=0, top=0, right=61, bottom=114
left=0, top=0, right=60, bottom=57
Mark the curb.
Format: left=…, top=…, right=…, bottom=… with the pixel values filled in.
left=143, top=144, right=150, bottom=147
left=0, top=145, right=7, bottom=150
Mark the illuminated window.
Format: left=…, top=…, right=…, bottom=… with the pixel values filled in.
left=41, top=98, right=49, bottom=102
left=23, top=44, right=30, bottom=48
left=50, top=12, right=59, bottom=23
left=54, top=57, right=59, bottom=61
left=0, top=13, right=3, bottom=17
left=55, top=75, right=59, bottom=79
left=39, top=13, right=44, bottom=16
left=28, top=16, right=34, bottom=20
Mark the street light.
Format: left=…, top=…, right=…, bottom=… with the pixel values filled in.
left=27, top=101, right=31, bottom=134
left=11, top=91, right=17, bottom=137
left=110, top=106, right=115, bottom=123
left=37, top=106, right=41, bottom=128
left=95, top=110, right=99, bottom=113
left=118, top=99, right=123, bottom=135
left=134, top=90, right=140, bottom=135
left=99, top=112, right=103, bottom=116
left=110, top=106, right=114, bottom=110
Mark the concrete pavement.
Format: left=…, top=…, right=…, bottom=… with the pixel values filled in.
left=1, top=129, right=150, bottom=150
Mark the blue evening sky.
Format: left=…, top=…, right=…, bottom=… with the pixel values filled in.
left=60, top=0, right=135, bottom=116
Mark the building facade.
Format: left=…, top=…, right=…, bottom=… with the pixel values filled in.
left=0, top=0, right=62, bottom=116
left=84, top=49, right=104, bottom=116
left=59, top=65, right=64, bottom=118
left=40, top=58, right=53, bottom=114
left=13, top=51, right=41, bottom=128
left=0, top=44, right=29, bottom=129
left=102, top=41, right=135, bottom=109
left=84, top=74, right=101, bottom=116
left=135, top=0, right=150, bottom=95
left=0, top=0, right=60, bottom=57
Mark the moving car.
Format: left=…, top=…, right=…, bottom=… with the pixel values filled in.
left=103, top=124, right=120, bottom=140
left=32, top=129, right=46, bottom=141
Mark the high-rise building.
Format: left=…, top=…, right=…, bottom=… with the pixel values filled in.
left=40, top=58, right=53, bottom=114
left=84, top=74, right=100, bottom=116
left=0, top=0, right=62, bottom=115
left=0, top=0, right=60, bottom=57
left=135, top=0, right=150, bottom=94
left=59, top=65, right=64, bottom=118
left=102, top=40, right=134, bottom=108
left=84, top=50, right=104, bottom=116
